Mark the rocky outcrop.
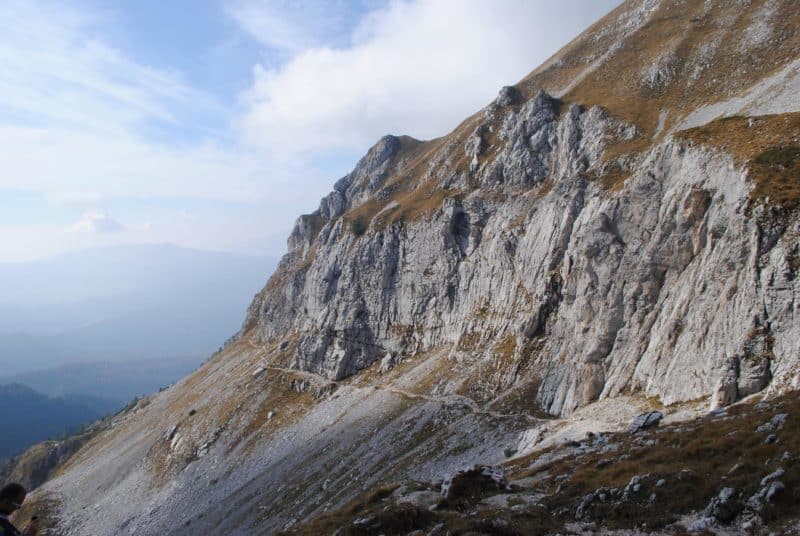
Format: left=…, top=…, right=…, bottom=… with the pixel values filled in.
left=0, top=417, right=109, bottom=491
left=242, top=79, right=799, bottom=416
left=290, top=392, right=800, bottom=535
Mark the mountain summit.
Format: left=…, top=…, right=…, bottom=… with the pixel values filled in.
left=20, top=1, right=800, bottom=533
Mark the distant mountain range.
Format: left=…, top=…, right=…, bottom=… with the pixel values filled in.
left=0, top=383, right=105, bottom=462
left=0, top=356, right=203, bottom=406
left=0, top=244, right=278, bottom=375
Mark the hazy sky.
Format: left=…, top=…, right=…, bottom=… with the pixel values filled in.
left=0, top=0, right=620, bottom=262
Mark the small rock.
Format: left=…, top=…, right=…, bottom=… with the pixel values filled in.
left=741, top=512, right=762, bottom=531
left=267, top=411, right=275, bottom=420
left=441, top=465, right=509, bottom=499
left=687, top=516, right=715, bottom=532
left=656, top=479, right=666, bottom=487
left=576, top=493, right=596, bottom=520
left=704, top=487, right=740, bottom=523
left=770, top=413, right=788, bottom=429
left=624, top=475, right=647, bottom=498
left=728, top=463, right=744, bottom=474
left=426, top=522, right=445, bottom=536
left=747, top=470, right=787, bottom=512
left=164, top=425, right=179, bottom=441
left=490, top=518, right=509, bottom=529
left=765, top=481, right=785, bottom=502
left=756, top=413, right=788, bottom=433
left=761, top=468, right=785, bottom=486
left=378, top=352, right=397, bottom=373
left=503, top=446, right=518, bottom=458
left=764, top=433, right=778, bottom=444
left=253, top=367, right=266, bottom=378
left=396, top=490, right=441, bottom=510
left=353, top=515, right=376, bottom=527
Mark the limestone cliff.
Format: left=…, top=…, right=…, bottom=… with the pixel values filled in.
left=242, top=0, right=800, bottom=416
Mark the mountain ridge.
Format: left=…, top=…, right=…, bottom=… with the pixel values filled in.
left=20, top=1, right=800, bottom=534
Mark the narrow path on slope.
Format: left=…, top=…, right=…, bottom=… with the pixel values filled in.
left=244, top=339, right=539, bottom=422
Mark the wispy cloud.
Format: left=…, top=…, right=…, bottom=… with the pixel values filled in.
left=0, top=0, right=217, bottom=134
left=225, top=0, right=371, bottom=55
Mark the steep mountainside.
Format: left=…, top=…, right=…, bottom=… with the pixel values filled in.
left=21, top=1, right=800, bottom=534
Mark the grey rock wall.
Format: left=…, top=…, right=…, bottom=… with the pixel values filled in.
left=243, top=89, right=799, bottom=416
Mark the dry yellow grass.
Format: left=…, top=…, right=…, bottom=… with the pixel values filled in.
left=677, top=112, right=800, bottom=208
left=287, top=390, right=800, bottom=535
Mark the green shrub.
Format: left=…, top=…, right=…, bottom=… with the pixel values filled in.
left=754, top=145, right=800, bottom=166
left=350, top=217, right=368, bottom=236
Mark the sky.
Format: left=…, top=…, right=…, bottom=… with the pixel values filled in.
left=0, top=0, right=620, bottom=262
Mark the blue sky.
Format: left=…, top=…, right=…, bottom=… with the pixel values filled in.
left=0, top=0, right=619, bottom=262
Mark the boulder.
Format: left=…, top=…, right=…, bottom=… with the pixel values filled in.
left=395, top=490, right=441, bottom=510
left=755, top=413, right=788, bottom=433
left=441, top=465, right=509, bottom=500
left=629, top=411, right=664, bottom=433
left=378, top=352, right=397, bottom=374
left=746, top=469, right=787, bottom=512
left=623, top=474, right=648, bottom=499
left=494, top=86, right=522, bottom=107
left=760, top=468, right=785, bottom=486
left=704, top=487, right=741, bottom=523
left=686, top=516, right=715, bottom=533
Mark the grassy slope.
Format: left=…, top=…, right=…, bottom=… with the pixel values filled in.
left=287, top=391, right=799, bottom=535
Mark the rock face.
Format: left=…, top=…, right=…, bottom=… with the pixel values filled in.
left=26, top=1, right=800, bottom=534
left=241, top=0, right=800, bottom=417
left=243, top=94, right=798, bottom=417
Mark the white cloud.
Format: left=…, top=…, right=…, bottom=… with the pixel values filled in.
left=69, top=210, right=125, bottom=233
left=236, top=0, right=620, bottom=156
left=226, top=0, right=364, bottom=54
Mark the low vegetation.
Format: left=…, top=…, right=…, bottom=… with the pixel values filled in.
left=285, top=391, right=799, bottom=534
left=677, top=112, right=800, bottom=211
